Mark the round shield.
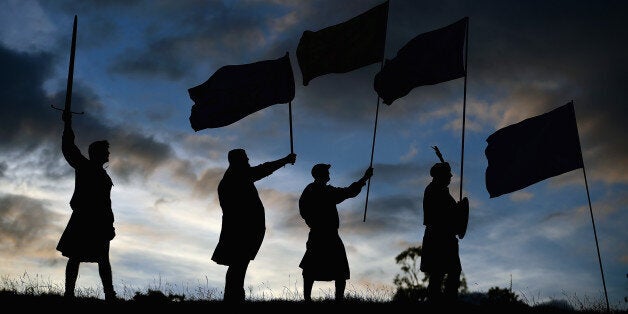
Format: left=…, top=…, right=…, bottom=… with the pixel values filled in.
left=457, top=197, right=469, bottom=239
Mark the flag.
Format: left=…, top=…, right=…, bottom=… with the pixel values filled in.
left=296, top=1, right=388, bottom=86
left=373, top=17, right=468, bottom=105
left=188, top=52, right=295, bottom=131
left=485, top=102, right=584, bottom=198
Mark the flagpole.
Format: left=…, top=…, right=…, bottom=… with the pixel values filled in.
left=363, top=1, right=390, bottom=222
left=459, top=17, right=469, bottom=202
left=573, top=100, right=610, bottom=313
left=363, top=97, right=381, bottom=222
left=289, top=101, right=294, bottom=154
left=582, top=166, right=610, bottom=313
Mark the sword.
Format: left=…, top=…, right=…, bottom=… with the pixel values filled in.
left=51, top=15, right=84, bottom=116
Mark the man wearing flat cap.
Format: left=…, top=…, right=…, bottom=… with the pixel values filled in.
left=298, top=163, right=373, bottom=302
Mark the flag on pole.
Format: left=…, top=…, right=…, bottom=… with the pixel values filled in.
left=296, top=1, right=388, bottom=86
left=485, top=102, right=584, bottom=198
left=373, top=17, right=468, bottom=105
left=188, top=52, right=295, bottom=131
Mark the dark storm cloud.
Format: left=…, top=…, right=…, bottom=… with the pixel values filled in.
left=39, top=0, right=142, bottom=50
left=109, top=36, right=196, bottom=80
left=0, top=193, right=59, bottom=252
left=0, top=162, right=7, bottom=178
left=0, top=44, right=184, bottom=183
left=107, top=1, right=276, bottom=80
left=107, top=129, right=175, bottom=182
left=0, top=46, right=57, bottom=148
left=48, top=0, right=142, bottom=11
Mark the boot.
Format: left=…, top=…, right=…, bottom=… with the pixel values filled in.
left=105, top=288, right=119, bottom=303
left=64, top=281, right=75, bottom=300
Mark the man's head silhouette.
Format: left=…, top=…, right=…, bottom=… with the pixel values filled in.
left=228, top=148, right=250, bottom=168
left=311, top=163, right=331, bottom=182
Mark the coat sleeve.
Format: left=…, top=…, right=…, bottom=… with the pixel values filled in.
left=62, top=124, right=88, bottom=169
left=329, top=180, right=365, bottom=205
left=250, top=158, right=286, bottom=181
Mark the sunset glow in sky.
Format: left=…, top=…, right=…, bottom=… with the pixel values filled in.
left=0, top=0, right=626, bottom=308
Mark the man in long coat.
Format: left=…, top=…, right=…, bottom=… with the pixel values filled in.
left=212, top=148, right=296, bottom=302
left=298, top=163, right=372, bottom=302
left=420, top=161, right=467, bottom=303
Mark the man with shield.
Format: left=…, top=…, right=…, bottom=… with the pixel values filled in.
left=420, top=146, right=468, bottom=304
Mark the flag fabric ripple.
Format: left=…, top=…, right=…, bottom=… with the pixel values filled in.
left=188, top=52, right=295, bottom=131
left=485, top=102, right=584, bottom=198
left=296, top=1, right=388, bottom=86
left=374, top=17, right=467, bottom=105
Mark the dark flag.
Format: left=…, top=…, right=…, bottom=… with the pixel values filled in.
left=373, top=17, right=468, bottom=105
left=188, top=52, right=295, bottom=131
left=485, top=102, right=584, bottom=198
left=296, top=1, right=388, bottom=86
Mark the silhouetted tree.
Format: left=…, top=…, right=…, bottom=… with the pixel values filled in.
left=392, top=245, right=467, bottom=302
left=487, top=286, right=520, bottom=304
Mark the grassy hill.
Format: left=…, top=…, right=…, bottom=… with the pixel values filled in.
left=1, top=289, right=624, bottom=313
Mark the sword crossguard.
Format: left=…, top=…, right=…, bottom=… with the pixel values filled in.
left=50, top=104, right=84, bottom=115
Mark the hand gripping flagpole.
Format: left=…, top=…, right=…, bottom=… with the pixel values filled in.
left=51, top=15, right=84, bottom=116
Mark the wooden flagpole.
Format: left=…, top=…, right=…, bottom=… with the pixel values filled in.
left=573, top=100, right=610, bottom=313
left=289, top=101, right=294, bottom=156
left=363, top=0, right=390, bottom=222
left=363, top=96, right=381, bottom=222
left=459, top=17, right=469, bottom=202
left=582, top=165, right=610, bottom=313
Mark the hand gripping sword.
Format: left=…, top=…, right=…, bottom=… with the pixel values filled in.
left=51, top=15, right=84, bottom=116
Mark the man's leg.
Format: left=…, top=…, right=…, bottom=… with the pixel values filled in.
left=335, top=279, right=346, bottom=301
left=98, top=254, right=116, bottom=301
left=303, top=275, right=314, bottom=302
left=224, top=260, right=249, bottom=302
left=64, top=258, right=80, bottom=298
left=443, top=269, right=461, bottom=302
left=427, top=272, right=445, bottom=303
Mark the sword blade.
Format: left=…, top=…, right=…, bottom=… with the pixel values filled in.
left=64, top=15, right=77, bottom=114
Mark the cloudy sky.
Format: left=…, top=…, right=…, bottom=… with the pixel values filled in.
left=1, top=0, right=626, bottom=307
